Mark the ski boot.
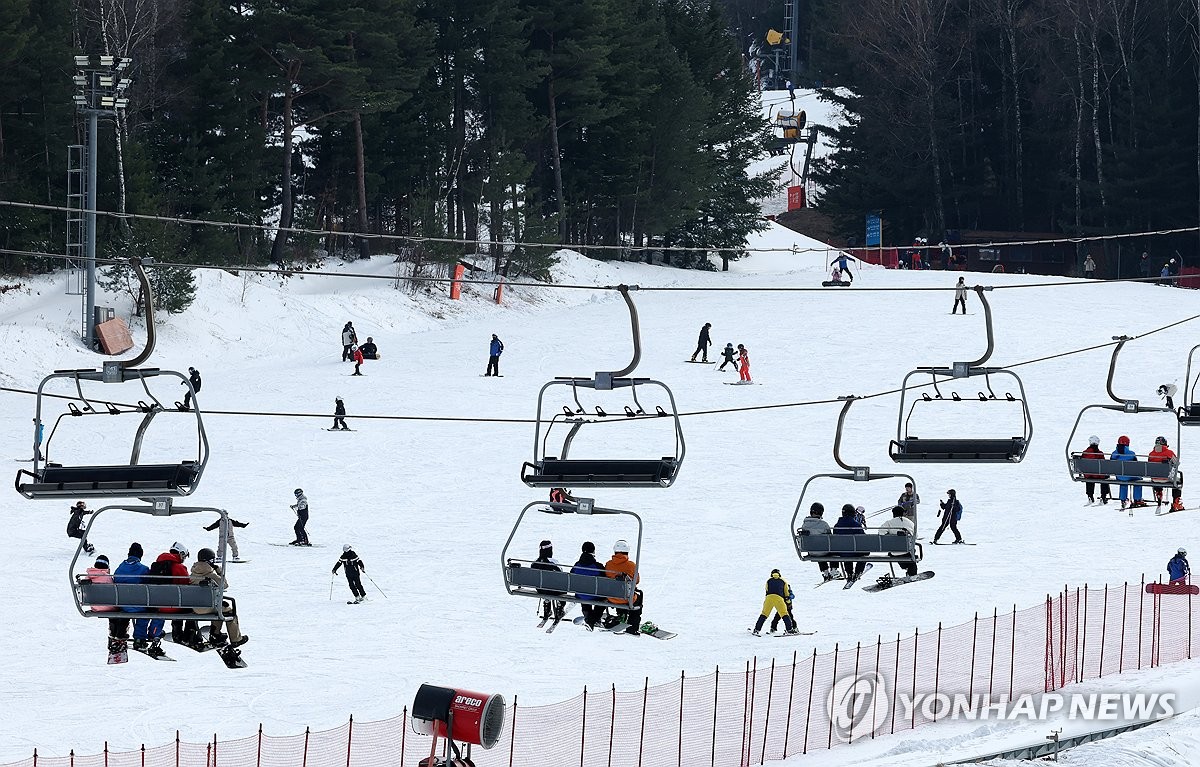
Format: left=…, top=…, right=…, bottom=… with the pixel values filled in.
left=1173, top=498, right=1186, bottom=512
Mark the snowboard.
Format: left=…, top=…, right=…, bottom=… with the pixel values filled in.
left=862, top=571, right=936, bottom=593
left=269, top=542, right=324, bottom=547
left=218, top=646, right=247, bottom=669
left=843, top=563, right=873, bottom=589
left=107, top=637, right=128, bottom=665
left=1145, top=582, right=1199, bottom=595
left=228, top=559, right=250, bottom=563
left=325, top=428, right=356, bottom=431
left=480, top=375, right=505, bottom=377
left=165, top=627, right=222, bottom=653
left=821, top=281, right=851, bottom=287
left=606, top=621, right=674, bottom=639
left=132, top=641, right=175, bottom=661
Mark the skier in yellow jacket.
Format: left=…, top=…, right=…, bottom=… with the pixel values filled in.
left=752, top=569, right=798, bottom=636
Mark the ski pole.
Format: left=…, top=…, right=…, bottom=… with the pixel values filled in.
left=364, top=573, right=388, bottom=598
left=329, top=572, right=335, bottom=601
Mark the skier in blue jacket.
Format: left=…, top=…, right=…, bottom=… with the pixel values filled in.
left=1111, top=436, right=1145, bottom=508
left=114, top=542, right=165, bottom=655
left=1168, top=548, right=1190, bottom=584
left=485, top=334, right=504, bottom=376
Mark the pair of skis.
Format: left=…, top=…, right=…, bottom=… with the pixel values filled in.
left=815, top=563, right=874, bottom=589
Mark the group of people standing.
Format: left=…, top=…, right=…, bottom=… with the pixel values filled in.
left=691, top=323, right=752, bottom=382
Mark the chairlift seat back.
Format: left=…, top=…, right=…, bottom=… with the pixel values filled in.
left=76, top=578, right=223, bottom=616
left=521, top=458, right=678, bottom=488
left=796, top=532, right=921, bottom=562
left=890, top=437, right=1027, bottom=463
left=1181, top=404, right=1200, bottom=425
left=16, top=461, right=199, bottom=499
left=504, top=563, right=635, bottom=604
left=1068, top=455, right=1179, bottom=486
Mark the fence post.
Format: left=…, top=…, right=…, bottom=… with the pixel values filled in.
left=257, top=724, right=263, bottom=767
left=1190, top=585, right=1194, bottom=660
left=346, top=715, right=353, bottom=767
left=1061, top=587, right=1069, bottom=687
left=213, top=734, right=217, bottom=767
left=401, top=707, right=407, bottom=767
left=1009, top=605, right=1017, bottom=701
left=910, top=629, right=919, bottom=730
left=32, top=749, right=36, bottom=767
left=741, top=660, right=751, bottom=765
left=782, top=652, right=797, bottom=758
left=1120, top=582, right=1128, bottom=674
left=677, top=672, right=684, bottom=767
left=968, top=613, right=978, bottom=700
left=609, top=685, right=616, bottom=767
left=711, top=668, right=719, bottom=767
left=581, top=685, right=588, bottom=767
left=1080, top=585, right=1089, bottom=683
left=141, top=744, right=146, bottom=767
left=802, top=651, right=816, bottom=754
left=1044, top=596, right=1054, bottom=693
left=70, top=750, right=74, bottom=767
left=760, top=660, right=775, bottom=764
left=890, top=634, right=900, bottom=735
left=104, top=742, right=109, bottom=767
left=512, top=696, right=520, bottom=767
left=176, top=731, right=180, bottom=767
left=871, top=638, right=882, bottom=739
left=826, top=644, right=840, bottom=748
left=1138, top=574, right=1146, bottom=670
left=932, top=626, right=942, bottom=721
left=638, top=677, right=648, bottom=767
left=302, top=727, right=310, bottom=767
left=848, top=643, right=863, bottom=741
left=988, top=609, right=998, bottom=701
left=1100, top=586, right=1109, bottom=677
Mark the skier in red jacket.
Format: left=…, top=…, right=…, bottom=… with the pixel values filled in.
left=351, top=345, right=365, bottom=376
left=1149, top=436, right=1184, bottom=511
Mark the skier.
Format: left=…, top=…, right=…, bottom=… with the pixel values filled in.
left=952, top=277, right=968, bottom=314
left=690, top=322, right=712, bottom=362
left=879, top=507, right=918, bottom=576
left=1112, top=436, right=1147, bottom=509
left=797, top=502, right=836, bottom=581
left=933, top=489, right=964, bottom=544
left=1080, top=435, right=1112, bottom=505
left=737, top=344, right=752, bottom=383
left=768, top=573, right=798, bottom=634
left=604, top=539, right=643, bottom=634
left=180, top=367, right=202, bottom=410
left=531, top=539, right=565, bottom=622
left=833, top=504, right=867, bottom=581
left=341, top=322, right=358, bottom=361
left=151, top=542, right=197, bottom=645
left=115, top=543, right=165, bottom=656
left=202, top=514, right=249, bottom=561
left=1083, top=254, right=1097, bottom=279
left=751, top=569, right=798, bottom=636
left=290, top=489, right=311, bottom=545
left=830, top=252, right=854, bottom=282
left=1148, top=436, right=1185, bottom=511
left=190, top=547, right=249, bottom=648
left=332, top=395, right=350, bottom=430
left=351, top=344, right=365, bottom=375
left=1168, top=548, right=1191, bottom=585
left=485, top=334, right=504, bottom=376
left=1160, top=263, right=1172, bottom=286
left=897, top=483, right=920, bottom=519
left=1158, top=383, right=1178, bottom=411
left=718, top=343, right=739, bottom=372
left=67, top=501, right=95, bottom=555
left=359, top=337, right=379, bottom=360
left=333, top=544, right=368, bottom=603
left=570, top=541, right=607, bottom=630
left=786, top=79, right=795, bottom=100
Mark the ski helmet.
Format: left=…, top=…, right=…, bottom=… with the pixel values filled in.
left=1180, top=548, right=1188, bottom=557
left=343, top=544, right=352, bottom=552
left=1118, top=435, right=1131, bottom=446
left=855, top=505, right=866, bottom=516
left=1156, top=436, right=1168, bottom=446
left=810, top=502, right=824, bottom=515
left=294, top=488, right=303, bottom=496
left=170, top=542, right=189, bottom=559
left=613, top=539, right=630, bottom=554
left=336, top=395, right=343, bottom=401
left=1088, top=435, right=1101, bottom=446
left=198, top=548, right=216, bottom=563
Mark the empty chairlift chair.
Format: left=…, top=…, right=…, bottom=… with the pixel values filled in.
left=889, top=286, right=1032, bottom=463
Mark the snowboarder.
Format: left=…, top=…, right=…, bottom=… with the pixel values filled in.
left=180, top=367, right=202, bottom=410
left=833, top=504, right=868, bottom=580
left=332, top=395, right=350, bottom=430
left=1083, top=254, right=1097, bottom=279
left=1158, top=383, right=1178, bottom=411
left=1148, top=436, right=1184, bottom=511
left=737, top=344, right=752, bottom=383
left=32, top=418, right=44, bottom=461
left=826, top=265, right=845, bottom=285
left=67, top=501, right=95, bottom=555
left=485, top=334, right=504, bottom=376
left=830, top=253, right=854, bottom=282
left=1080, top=435, right=1112, bottom=505
left=1112, top=436, right=1147, bottom=509
left=879, top=507, right=918, bottom=576
left=897, top=483, right=920, bottom=519
left=718, top=343, right=739, bottom=372
left=333, top=545, right=368, bottom=603
left=202, top=514, right=249, bottom=561
left=191, top=548, right=249, bottom=648
left=341, top=322, right=358, bottom=361
left=115, top=543, right=165, bottom=655
left=933, top=489, right=964, bottom=544
left=570, top=541, right=606, bottom=630
left=1168, top=548, right=1191, bottom=585
left=690, top=322, right=712, bottom=362
left=604, top=539, right=643, bottom=634
left=151, top=542, right=197, bottom=645
left=797, top=502, right=835, bottom=581
left=531, top=540, right=565, bottom=622
left=290, top=489, right=311, bottom=545
left=359, top=337, right=379, bottom=360
left=751, top=569, right=798, bottom=636
left=952, top=277, right=968, bottom=314
left=351, top=344, right=365, bottom=375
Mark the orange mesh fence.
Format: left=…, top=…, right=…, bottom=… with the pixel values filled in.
left=14, top=583, right=1200, bottom=767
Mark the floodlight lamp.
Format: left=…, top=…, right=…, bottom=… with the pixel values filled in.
left=98, top=75, right=114, bottom=87
left=115, top=78, right=131, bottom=92
left=114, top=98, right=129, bottom=108
left=99, top=96, right=115, bottom=108
left=99, top=55, right=115, bottom=66
left=73, top=75, right=87, bottom=86
left=74, top=55, right=90, bottom=67
left=114, top=58, right=130, bottom=71
left=73, top=95, right=88, bottom=105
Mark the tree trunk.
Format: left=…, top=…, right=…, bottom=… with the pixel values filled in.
left=546, top=70, right=567, bottom=243
left=271, top=85, right=296, bottom=263
left=1089, top=10, right=1108, bottom=227
left=353, top=111, right=370, bottom=259
left=1004, top=12, right=1024, bottom=228
left=1073, top=14, right=1084, bottom=236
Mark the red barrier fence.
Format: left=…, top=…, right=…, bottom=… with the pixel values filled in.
left=8, top=578, right=1193, bottom=767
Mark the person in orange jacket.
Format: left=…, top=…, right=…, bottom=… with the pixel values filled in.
left=1149, top=436, right=1184, bottom=511
left=604, top=539, right=643, bottom=635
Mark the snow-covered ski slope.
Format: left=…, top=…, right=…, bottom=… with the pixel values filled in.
left=1, top=242, right=1199, bottom=764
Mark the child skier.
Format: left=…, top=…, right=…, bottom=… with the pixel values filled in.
left=351, top=345, right=365, bottom=375
left=333, top=396, right=350, bottom=430
left=333, top=545, right=368, bottom=602
left=737, top=344, right=751, bottom=382
left=718, top=343, right=738, bottom=372
left=751, top=569, right=798, bottom=636
left=290, top=489, right=311, bottom=545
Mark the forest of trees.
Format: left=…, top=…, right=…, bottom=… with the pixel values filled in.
left=0, top=0, right=773, bottom=280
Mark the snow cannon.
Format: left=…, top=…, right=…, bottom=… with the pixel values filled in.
left=412, top=684, right=505, bottom=766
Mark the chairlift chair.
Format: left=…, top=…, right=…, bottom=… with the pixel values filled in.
left=792, top=397, right=923, bottom=576
left=501, top=498, right=642, bottom=608
left=1179, top=344, right=1200, bottom=425
left=889, top=286, right=1032, bottom=463
left=14, top=259, right=209, bottom=500
left=71, top=502, right=233, bottom=622
left=1066, top=337, right=1183, bottom=490
left=520, top=286, right=685, bottom=488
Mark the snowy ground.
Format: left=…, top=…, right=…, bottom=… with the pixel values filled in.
left=2, top=239, right=1200, bottom=765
